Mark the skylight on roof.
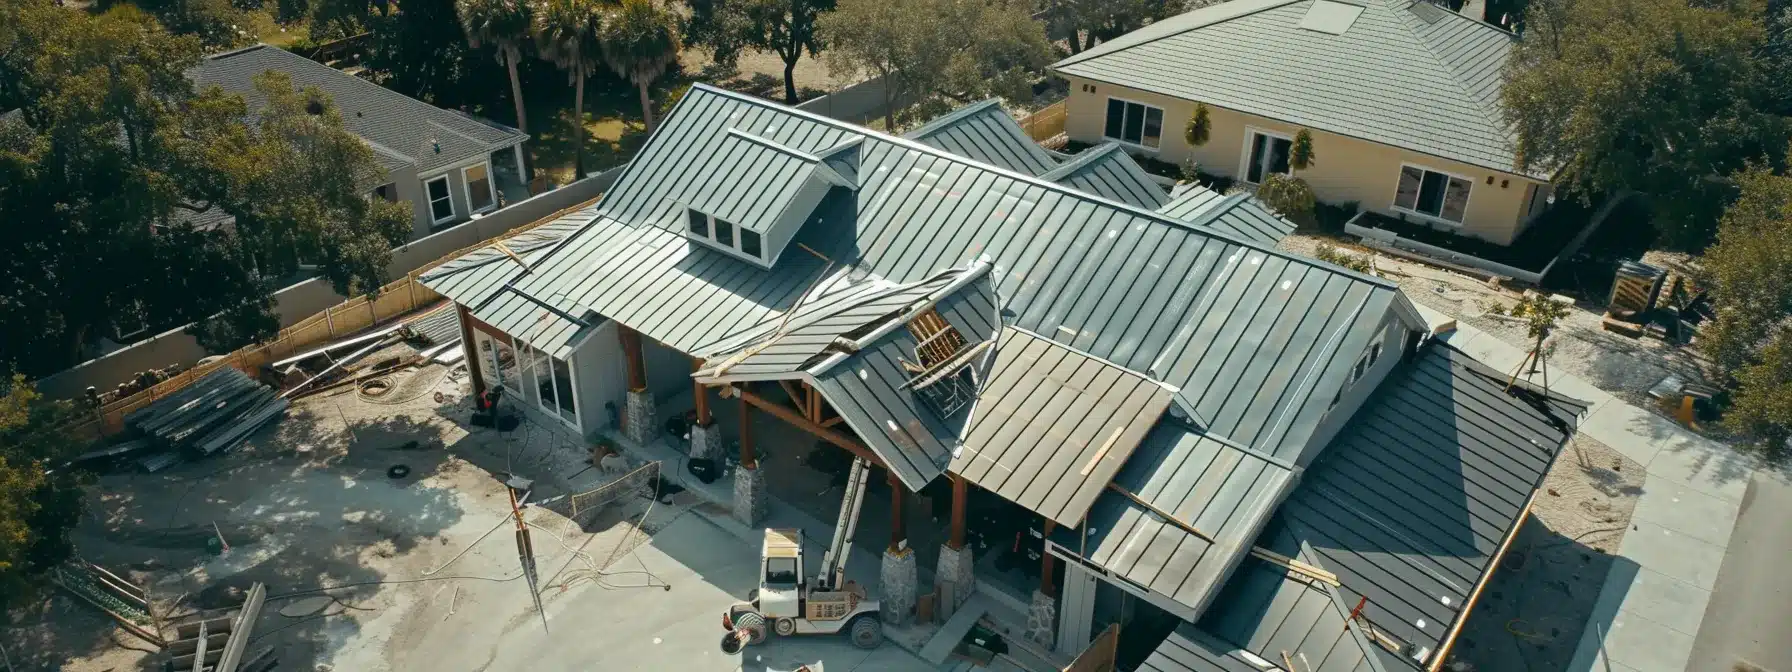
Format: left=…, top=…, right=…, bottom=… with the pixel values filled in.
left=1299, top=0, right=1364, bottom=34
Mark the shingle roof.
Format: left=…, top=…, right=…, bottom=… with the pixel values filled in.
left=1054, top=0, right=1533, bottom=177
left=1156, top=186, right=1298, bottom=246
left=191, top=45, right=526, bottom=174
left=423, top=84, right=1418, bottom=490
left=1040, top=142, right=1170, bottom=209
left=903, top=99, right=1060, bottom=175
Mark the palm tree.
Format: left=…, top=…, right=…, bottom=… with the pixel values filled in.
left=533, top=0, right=605, bottom=178
left=600, top=0, right=682, bottom=134
left=456, top=0, right=533, bottom=138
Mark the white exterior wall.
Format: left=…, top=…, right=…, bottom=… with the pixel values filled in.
left=571, top=320, right=629, bottom=437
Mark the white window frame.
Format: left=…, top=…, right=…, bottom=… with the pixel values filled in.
left=461, top=161, right=497, bottom=215
left=514, top=336, right=581, bottom=430
left=1390, top=162, right=1474, bottom=226
left=1101, top=96, right=1165, bottom=151
left=685, top=208, right=765, bottom=263
left=1238, top=126, right=1294, bottom=186
left=424, top=174, right=455, bottom=224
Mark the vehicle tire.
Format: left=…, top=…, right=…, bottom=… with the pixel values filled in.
left=774, top=617, right=798, bottom=636
left=849, top=615, right=884, bottom=649
left=734, top=611, right=768, bottom=645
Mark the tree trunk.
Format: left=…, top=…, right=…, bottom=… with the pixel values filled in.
left=783, top=57, right=799, bottom=104
left=1067, top=31, right=1082, bottom=54
left=1084, top=31, right=1098, bottom=51
left=505, top=49, right=532, bottom=180
left=638, top=79, right=657, bottom=133
left=881, top=73, right=896, bottom=131
left=573, top=75, right=586, bottom=179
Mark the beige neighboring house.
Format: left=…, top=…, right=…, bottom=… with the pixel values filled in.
left=1053, top=0, right=1554, bottom=245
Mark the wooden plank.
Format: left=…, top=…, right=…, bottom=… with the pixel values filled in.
left=215, top=582, right=266, bottom=672
left=1078, top=426, right=1127, bottom=477
left=1249, top=547, right=1341, bottom=587
left=191, top=619, right=209, bottom=672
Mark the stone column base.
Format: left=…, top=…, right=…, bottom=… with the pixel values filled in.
left=623, top=388, right=657, bottom=446
left=732, top=465, right=767, bottom=527
left=879, top=548, right=918, bottom=626
left=934, top=543, right=975, bottom=618
left=688, top=421, right=719, bottom=459
left=1025, top=590, right=1057, bottom=650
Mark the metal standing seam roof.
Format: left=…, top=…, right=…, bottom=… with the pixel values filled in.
left=425, top=84, right=1418, bottom=486
left=1266, top=342, right=1585, bottom=660
left=1053, top=0, right=1536, bottom=178
left=902, top=99, right=1061, bottom=176
left=191, top=45, right=527, bottom=174
left=683, top=128, right=851, bottom=235
left=1061, top=425, right=1295, bottom=615
left=1156, top=186, right=1298, bottom=247
left=417, top=206, right=602, bottom=359
left=1039, top=142, right=1171, bottom=209
left=945, top=328, right=1175, bottom=527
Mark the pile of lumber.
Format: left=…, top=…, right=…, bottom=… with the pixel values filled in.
left=124, top=368, right=287, bottom=468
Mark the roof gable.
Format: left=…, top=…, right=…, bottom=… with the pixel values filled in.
left=1156, top=185, right=1298, bottom=246
left=902, top=99, right=1061, bottom=175
left=1054, top=0, right=1530, bottom=177
left=1040, top=142, right=1170, bottom=209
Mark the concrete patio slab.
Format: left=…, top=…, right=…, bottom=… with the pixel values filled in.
left=1577, top=403, right=1669, bottom=467
left=1607, top=567, right=1712, bottom=637
left=1616, top=519, right=1727, bottom=591
left=1644, top=436, right=1755, bottom=503
left=1596, top=608, right=1699, bottom=672
left=1629, top=482, right=1742, bottom=548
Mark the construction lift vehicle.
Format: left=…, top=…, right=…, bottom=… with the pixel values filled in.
left=720, top=458, right=883, bottom=653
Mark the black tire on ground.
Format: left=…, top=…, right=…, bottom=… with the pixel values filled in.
left=849, top=614, right=884, bottom=649
left=720, top=630, right=747, bottom=654
left=774, top=617, right=797, bottom=636
left=735, top=611, right=768, bottom=645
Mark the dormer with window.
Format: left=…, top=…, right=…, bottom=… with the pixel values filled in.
left=680, top=129, right=856, bottom=268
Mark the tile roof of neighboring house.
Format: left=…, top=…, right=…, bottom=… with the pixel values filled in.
left=903, top=99, right=1061, bottom=175
left=421, top=84, right=1420, bottom=492
left=1040, top=142, right=1171, bottom=209
left=191, top=45, right=527, bottom=174
left=1141, top=341, right=1587, bottom=670
left=1157, top=184, right=1299, bottom=246
left=1054, top=0, right=1536, bottom=177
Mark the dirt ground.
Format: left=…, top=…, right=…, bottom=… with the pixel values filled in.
left=1, top=355, right=681, bottom=672
left=1450, top=435, right=1646, bottom=672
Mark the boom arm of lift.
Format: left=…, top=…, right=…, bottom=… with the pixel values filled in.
left=816, top=457, right=870, bottom=592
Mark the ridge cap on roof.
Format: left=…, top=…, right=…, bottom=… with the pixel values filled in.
left=1053, top=0, right=1304, bottom=68
left=900, top=98, right=1007, bottom=139
left=1038, top=142, right=1126, bottom=180
left=661, top=84, right=1403, bottom=293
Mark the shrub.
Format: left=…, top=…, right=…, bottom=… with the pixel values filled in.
left=1185, top=103, right=1211, bottom=147
left=1290, top=129, right=1316, bottom=171
left=1315, top=243, right=1373, bottom=274
left=1313, top=200, right=1359, bottom=234
left=1255, top=174, right=1316, bottom=223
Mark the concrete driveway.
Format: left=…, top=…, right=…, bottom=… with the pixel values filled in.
left=1686, top=470, right=1792, bottom=672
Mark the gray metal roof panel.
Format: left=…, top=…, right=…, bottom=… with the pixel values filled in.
left=1054, top=0, right=1532, bottom=177
left=1157, top=189, right=1299, bottom=247
left=1074, top=424, right=1294, bottom=613
left=1041, top=143, right=1169, bottom=209
left=951, top=328, right=1174, bottom=526
left=192, top=45, right=526, bottom=174
left=1264, top=342, right=1585, bottom=658
left=903, top=99, right=1060, bottom=176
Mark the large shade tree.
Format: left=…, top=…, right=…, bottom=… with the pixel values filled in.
left=1502, top=0, right=1791, bottom=248
left=456, top=0, right=536, bottom=138
left=1696, top=164, right=1792, bottom=451
left=686, top=0, right=836, bottom=103
left=534, top=0, right=607, bottom=178
left=601, top=0, right=683, bottom=133
left=821, top=0, right=1050, bottom=128
left=0, top=376, right=84, bottom=606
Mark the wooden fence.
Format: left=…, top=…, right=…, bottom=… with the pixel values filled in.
left=1021, top=101, right=1068, bottom=143
left=62, top=204, right=579, bottom=442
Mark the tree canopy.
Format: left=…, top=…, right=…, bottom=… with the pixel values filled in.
left=534, top=0, right=606, bottom=176
left=685, top=0, right=836, bottom=103
left=0, top=376, right=85, bottom=605
left=1696, top=164, right=1792, bottom=450
left=0, top=0, right=411, bottom=378
left=819, top=0, right=1050, bottom=128
left=601, top=0, right=684, bottom=132
left=1502, top=0, right=1791, bottom=248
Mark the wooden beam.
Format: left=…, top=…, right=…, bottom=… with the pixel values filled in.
left=619, top=325, right=646, bottom=392
left=456, top=304, right=487, bottom=402
left=1249, top=547, right=1340, bottom=587
left=820, top=415, right=844, bottom=428
left=692, top=358, right=711, bottom=426
left=1427, top=495, right=1537, bottom=671
left=736, top=386, right=883, bottom=467
left=779, top=380, right=804, bottom=408
left=1105, top=483, right=1218, bottom=544
left=1040, top=520, right=1059, bottom=598
left=948, top=473, right=968, bottom=550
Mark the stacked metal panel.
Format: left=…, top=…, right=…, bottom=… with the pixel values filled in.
left=124, top=368, right=287, bottom=459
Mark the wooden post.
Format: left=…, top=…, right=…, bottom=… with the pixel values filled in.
left=457, top=304, right=488, bottom=402
left=948, top=473, right=968, bottom=551
left=889, top=470, right=906, bottom=553
left=1040, top=520, right=1059, bottom=598
left=738, top=392, right=756, bottom=469
left=619, top=325, right=647, bottom=392
left=692, top=358, right=711, bottom=426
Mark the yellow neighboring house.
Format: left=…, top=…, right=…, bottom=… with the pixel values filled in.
left=1053, top=0, right=1553, bottom=245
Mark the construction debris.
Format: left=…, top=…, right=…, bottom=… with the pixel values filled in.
left=123, top=367, right=287, bottom=464
left=52, top=560, right=163, bottom=647
left=165, top=583, right=267, bottom=672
